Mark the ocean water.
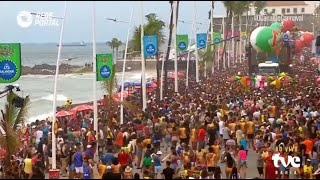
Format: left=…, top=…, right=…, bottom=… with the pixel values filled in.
left=0, top=43, right=156, bottom=123
left=20, top=43, right=119, bottom=67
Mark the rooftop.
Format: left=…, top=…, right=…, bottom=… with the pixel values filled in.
left=265, top=1, right=307, bottom=6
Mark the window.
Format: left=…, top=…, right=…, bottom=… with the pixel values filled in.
left=287, top=8, right=290, bottom=13
left=282, top=8, right=286, bottom=14
left=301, top=8, right=305, bottom=13
left=272, top=9, right=275, bottom=13
left=293, top=8, right=297, bottom=13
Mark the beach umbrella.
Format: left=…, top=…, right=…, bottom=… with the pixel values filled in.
left=114, top=91, right=129, bottom=99
left=70, top=104, right=93, bottom=112
left=56, top=110, right=74, bottom=117
left=0, top=148, right=6, bottom=159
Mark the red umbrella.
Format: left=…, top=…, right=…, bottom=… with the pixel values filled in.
left=0, top=148, right=6, bottom=158
left=56, top=110, right=74, bottom=117
left=70, top=104, right=93, bottom=113
left=114, top=91, right=129, bottom=99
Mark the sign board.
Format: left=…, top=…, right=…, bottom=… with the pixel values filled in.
left=212, top=32, right=222, bottom=44
left=0, top=43, right=21, bottom=83
left=143, top=35, right=158, bottom=57
left=96, top=54, right=113, bottom=81
left=196, top=33, right=207, bottom=49
left=283, top=34, right=289, bottom=41
left=176, top=35, right=188, bottom=52
left=241, top=32, right=247, bottom=41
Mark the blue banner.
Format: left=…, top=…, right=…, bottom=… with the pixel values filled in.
left=143, top=35, right=158, bottom=57
left=196, top=33, right=207, bottom=49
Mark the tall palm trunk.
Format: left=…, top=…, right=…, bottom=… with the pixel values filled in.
left=222, top=11, right=232, bottom=67
left=164, top=1, right=174, bottom=97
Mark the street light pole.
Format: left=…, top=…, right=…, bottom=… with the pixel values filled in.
left=186, top=12, right=195, bottom=88
left=194, top=1, right=199, bottom=83
left=91, top=1, right=98, bottom=163
left=52, top=1, right=67, bottom=171
left=173, top=1, right=178, bottom=93
left=210, top=1, right=214, bottom=74
left=120, top=8, right=134, bottom=125
left=140, top=1, right=147, bottom=111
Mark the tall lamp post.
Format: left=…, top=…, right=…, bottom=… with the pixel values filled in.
left=106, top=10, right=134, bottom=125
left=50, top=1, right=67, bottom=174
left=140, top=1, right=147, bottom=111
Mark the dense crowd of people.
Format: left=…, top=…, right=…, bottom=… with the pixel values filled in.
left=1, top=49, right=320, bottom=179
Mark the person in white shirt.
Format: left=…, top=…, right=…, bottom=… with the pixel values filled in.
left=36, top=127, right=43, bottom=145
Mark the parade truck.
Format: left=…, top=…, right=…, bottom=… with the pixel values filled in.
left=257, top=61, right=280, bottom=76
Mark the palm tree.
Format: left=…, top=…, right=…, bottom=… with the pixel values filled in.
left=0, top=92, right=30, bottom=176
left=107, top=38, right=123, bottom=61
left=130, top=13, right=166, bottom=103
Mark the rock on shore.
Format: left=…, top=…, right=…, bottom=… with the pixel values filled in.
left=22, top=63, right=84, bottom=75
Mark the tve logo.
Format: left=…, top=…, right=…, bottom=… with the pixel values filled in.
left=272, top=153, right=300, bottom=168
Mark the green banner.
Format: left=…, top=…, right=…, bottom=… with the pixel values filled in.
left=212, top=32, right=222, bottom=44
left=0, top=43, right=21, bottom=83
left=176, top=35, right=188, bottom=52
left=96, top=54, right=113, bottom=81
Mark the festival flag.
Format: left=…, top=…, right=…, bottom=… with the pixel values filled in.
left=234, top=31, right=240, bottom=41
left=212, top=32, right=222, bottom=44
left=240, top=32, right=247, bottom=41
left=143, top=35, right=158, bottom=57
left=0, top=43, right=21, bottom=83
left=96, top=54, right=113, bottom=81
left=224, top=31, right=232, bottom=41
left=176, top=35, right=188, bottom=52
left=196, top=33, right=207, bottom=49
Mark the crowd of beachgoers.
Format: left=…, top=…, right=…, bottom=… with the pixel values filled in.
left=1, top=49, right=320, bottom=179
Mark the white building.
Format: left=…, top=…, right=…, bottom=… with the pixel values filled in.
left=247, top=1, right=319, bottom=15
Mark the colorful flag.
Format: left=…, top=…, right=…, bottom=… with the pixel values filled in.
left=240, top=32, right=247, bottom=41
left=176, top=35, right=188, bottom=52
left=234, top=31, right=240, bottom=41
left=212, top=32, right=222, bottom=44
left=196, top=33, right=207, bottom=49
left=224, top=31, right=232, bottom=41
left=96, top=54, right=113, bottom=81
left=143, top=35, right=158, bottom=57
left=0, top=43, right=21, bottom=83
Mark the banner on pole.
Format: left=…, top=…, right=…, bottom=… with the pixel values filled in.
left=225, top=31, right=232, bottom=41
left=241, top=32, right=247, bottom=41
left=234, top=31, right=240, bottom=41
left=0, top=43, right=21, bottom=83
left=176, top=34, right=188, bottom=52
left=212, top=32, right=222, bottom=44
left=196, top=33, right=207, bottom=49
left=96, top=54, right=113, bottom=81
left=143, top=35, right=158, bottom=57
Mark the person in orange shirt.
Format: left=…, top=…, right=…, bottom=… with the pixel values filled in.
left=302, top=138, right=314, bottom=155
left=143, top=136, right=152, bottom=152
left=179, top=126, right=187, bottom=145
left=115, top=129, right=123, bottom=152
left=246, top=119, right=254, bottom=148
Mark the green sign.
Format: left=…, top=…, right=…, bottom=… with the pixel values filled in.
left=96, top=54, right=113, bottom=81
left=176, top=35, right=188, bottom=52
left=212, top=32, right=222, bottom=44
left=0, top=43, right=21, bottom=83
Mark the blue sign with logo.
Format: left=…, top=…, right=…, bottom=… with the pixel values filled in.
left=0, top=60, right=17, bottom=81
left=214, top=38, right=220, bottom=43
left=283, top=34, right=289, bottom=40
left=143, top=35, right=158, bottom=57
left=100, top=65, right=111, bottom=79
left=242, top=35, right=247, bottom=40
left=178, top=42, right=187, bottom=51
left=196, top=33, right=207, bottom=49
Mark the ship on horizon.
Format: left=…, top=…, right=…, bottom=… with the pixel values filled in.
left=57, top=41, right=86, bottom=47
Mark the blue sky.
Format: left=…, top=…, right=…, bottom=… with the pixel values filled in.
left=0, top=1, right=226, bottom=43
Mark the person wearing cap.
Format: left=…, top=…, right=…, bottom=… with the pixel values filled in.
left=123, top=166, right=133, bottom=179
left=152, top=151, right=163, bottom=179
left=303, top=159, right=314, bottom=179
left=102, top=166, right=113, bottom=179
